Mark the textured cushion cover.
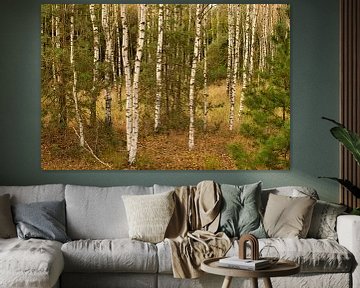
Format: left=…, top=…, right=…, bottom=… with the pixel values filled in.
left=218, top=182, right=266, bottom=238
left=12, top=200, right=70, bottom=243
left=0, top=194, right=16, bottom=238
left=62, top=239, right=158, bottom=273
left=65, top=185, right=153, bottom=239
left=0, top=238, right=64, bottom=288
left=122, top=191, right=175, bottom=243
left=263, top=193, right=316, bottom=238
left=308, top=200, right=347, bottom=240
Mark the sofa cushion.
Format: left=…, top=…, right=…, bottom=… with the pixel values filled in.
left=0, top=194, right=16, bottom=238
left=158, top=237, right=353, bottom=274
left=263, top=194, right=316, bottom=238
left=261, top=186, right=319, bottom=212
left=218, top=182, right=266, bottom=238
left=122, top=191, right=175, bottom=243
left=65, top=185, right=153, bottom=239
left=307, top=200, right=347, bottom=240
left=12, top=200, right=70, bottom=243
left=61, top=239, right=158, bottom=273
left=0, top=184, right=65, bottom=204
left=0, top=238, right=64, bottom=288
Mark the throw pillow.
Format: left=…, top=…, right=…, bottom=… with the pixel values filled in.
left=263, top=193, right=316, bottom=238
left=122, top=191, right=175, bottom=243
left=307, top=200, right=347, bottom=240
left=218, top=182, right=266, bottom=238
left=0, top=194, right=16, bottom=238
left=12, top=200, right=70, bottom=243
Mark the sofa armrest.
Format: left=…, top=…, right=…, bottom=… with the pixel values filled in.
left=337, top=215, right=360, bottom=288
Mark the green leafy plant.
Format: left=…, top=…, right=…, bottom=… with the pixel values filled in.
left=320, top=117, right=360, bottom=199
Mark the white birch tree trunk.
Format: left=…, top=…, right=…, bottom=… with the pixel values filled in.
left=89, top=4, right=100, bottom=127
left=188, top=4, right=202, bottom=151
left=120, top=5, right=132, bottom=152
left=128, top=4, right=147, bottom=165
left=239, top=4, right=251, bottom=116
left=115, top=5, right=122, bottom=108
left=70, top=4, right=84, bottom=147
left=203, top=12, right=209, bottom=132
left=248, top=5, right=258, bottom=79
left=229, top=5, right=241, bottom=131
left=102, top=4, right=112, bottom=127
left=154, top=4, right=164, bottom=132
left=226, top=5, right=234, bottom=99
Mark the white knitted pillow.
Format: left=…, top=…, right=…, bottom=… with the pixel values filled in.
left=122, top=191, right=175, bottom=243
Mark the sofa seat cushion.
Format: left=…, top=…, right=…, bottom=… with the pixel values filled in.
left=157, top=238, right=354, bottom=274
left=230, top=238, right=354, bottom=273
left=0, top=238, right=64, bottom=288
left=61, top=239, right=158, bottom=273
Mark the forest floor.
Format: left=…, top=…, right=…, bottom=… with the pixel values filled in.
left=41, top=82, right=255, bottom=170
left=41, top=128, right=252, bottom=170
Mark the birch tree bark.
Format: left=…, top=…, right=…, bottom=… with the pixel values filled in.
left=188, top=4, right=202, bottom=150
left=203, top=12, right=209, bottom=131
left=120, top=5, right=132, bottom=152
left=89, top=4, right=100, bottom=127
left=248, top=5, right=258, bottom=79
left=70, top=4, right=84, bottom=147
left=226, top=5, right=234, bottom=99
left=128, top=4, right=147, bottom=165
left=154, top=4, right=164, bottom=132
left=102, top=4, right=113, bottom=127
left=115, top=5, right=122, bottom=108
left=229, top=5, right=241, bottom=131
left=239, top=4, right=251, bottom=116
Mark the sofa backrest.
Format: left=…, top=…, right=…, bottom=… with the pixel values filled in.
left=65, top=184, right=154, bottom=240
left=0, top=184, right=65, bottom=204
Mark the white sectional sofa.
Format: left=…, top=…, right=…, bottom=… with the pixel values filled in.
left=0, top=184, right=359, bottom=288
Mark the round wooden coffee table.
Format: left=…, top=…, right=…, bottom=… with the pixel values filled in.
left=201, top=257, right=300, bottom=288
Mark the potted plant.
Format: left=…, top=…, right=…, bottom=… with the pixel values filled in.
left=320, top=117, right=360, bottom=215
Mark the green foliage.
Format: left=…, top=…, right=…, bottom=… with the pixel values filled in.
left=320, top=117, right=360, bottom=199
left=230, top=14, right=290, bottom=170
left=227, top=144, right=253, bottom=170
left=203, top=156, right=222, bottom=170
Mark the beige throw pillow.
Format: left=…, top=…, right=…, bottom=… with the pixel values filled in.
left=122, top=191, right=175, bottom=243
left=0, top=194, right=17, bottom=238
left=263, top=193, right=316, bottom=238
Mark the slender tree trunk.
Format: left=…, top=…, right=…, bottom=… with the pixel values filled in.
left=203, top=12, right=209, bottom=132
left=154, top=4, right=164, bottom=132
left=121, top=5, right=132, bottom=152
left=248, top=5, right=257, bottom=79
left=102, top=4, right=112, bottom=127
left=226, top=5, right=234, bottom=99
left=229, top=5, right=241, bottom=131
left=188, top=4, right=202, bottom=150
left=115, top=5, right=122, bottom=110
left=128, top=4, right=147, bottom=165
left=70, top=4, right=84, bottom=147
left=239, top=4, right=251, bottom=116
left=89, top=4, right=100, bottom=127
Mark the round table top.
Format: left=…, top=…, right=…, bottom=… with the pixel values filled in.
left=201, top=257, right=300, bottom=278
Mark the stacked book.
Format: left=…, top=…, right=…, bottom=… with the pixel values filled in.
left=218, top=257, right=271, bottom=270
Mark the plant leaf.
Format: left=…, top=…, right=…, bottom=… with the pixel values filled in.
left=322, top=117, right=360, bottom=165
left=319, top=177, right=360, bottom=199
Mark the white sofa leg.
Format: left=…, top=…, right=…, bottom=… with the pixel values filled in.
left=337, top=215, right=360, bottom=288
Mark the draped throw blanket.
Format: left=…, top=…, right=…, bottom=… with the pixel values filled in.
left=165, top=181, right=231, bottom=278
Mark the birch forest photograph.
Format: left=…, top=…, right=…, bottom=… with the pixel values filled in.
left=41, top=4, right=290, bottom=170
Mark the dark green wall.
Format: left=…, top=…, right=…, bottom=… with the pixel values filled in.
left=0, top=0, right=340, bottom=202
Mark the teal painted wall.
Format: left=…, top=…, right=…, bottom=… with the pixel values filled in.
left=0, top=0, right=340, bottom=202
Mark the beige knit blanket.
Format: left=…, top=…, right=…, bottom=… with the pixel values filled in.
left=165, top=181, right=231, bottom=279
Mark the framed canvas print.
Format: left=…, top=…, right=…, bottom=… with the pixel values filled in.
left=41, top=4, right=290, bottom=170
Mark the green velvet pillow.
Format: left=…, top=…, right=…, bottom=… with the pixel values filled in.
left=218, top=182, right=266, bottom=238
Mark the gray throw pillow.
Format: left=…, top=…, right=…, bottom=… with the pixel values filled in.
left=0, top=194, right=16, bottom=238
left=307, top=200, right=347, bottom=240
left=218, top=182, right=266, bottom=238
left=12, top=200, right=70, bottom=243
